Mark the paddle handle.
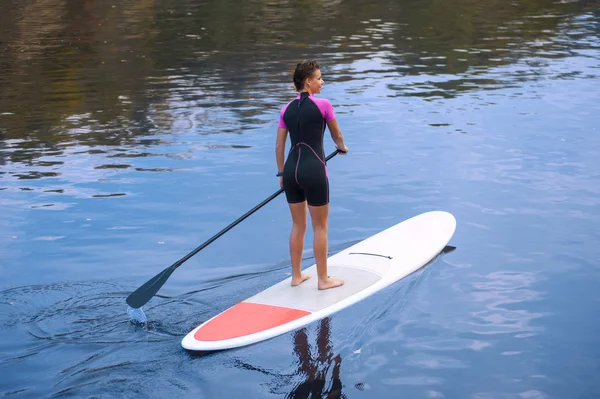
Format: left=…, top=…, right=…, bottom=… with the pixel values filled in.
left=172, top=149, right=340, bottom=269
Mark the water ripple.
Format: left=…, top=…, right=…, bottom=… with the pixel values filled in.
left=1, top=0, right=599, bottom=398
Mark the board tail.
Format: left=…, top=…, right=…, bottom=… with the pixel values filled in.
left=194, top=302, right=311, bottom=342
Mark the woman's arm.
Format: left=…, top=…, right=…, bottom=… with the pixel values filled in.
left=326, top=119, right=348, bottom=153
left=275, top=127, right=288, bottom=174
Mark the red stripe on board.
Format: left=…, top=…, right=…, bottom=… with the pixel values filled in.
left=194, top=302, right=311, bottom=342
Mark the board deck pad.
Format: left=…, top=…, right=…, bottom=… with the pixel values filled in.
left=182, top=210, right=456, bottom=351
left=248, top=265, right=383, bottom=312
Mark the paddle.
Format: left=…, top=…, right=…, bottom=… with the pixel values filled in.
left=126, top=149, right=341, bottom=309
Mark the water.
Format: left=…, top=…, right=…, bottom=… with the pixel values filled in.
left=1, top=0, right=599, bottom=397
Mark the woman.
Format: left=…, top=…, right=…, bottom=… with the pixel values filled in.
left=275, top=60, right=349, bottom=290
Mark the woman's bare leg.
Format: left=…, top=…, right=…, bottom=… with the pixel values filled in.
left=288, top=201, right=311, bottom=286
left=308, top=203, right=344, bottom=290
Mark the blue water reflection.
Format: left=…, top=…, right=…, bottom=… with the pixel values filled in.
left=1, top=0, right=600, bottom=397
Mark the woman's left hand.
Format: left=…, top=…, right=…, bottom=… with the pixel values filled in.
left=279, top=176, right=284, bottom=189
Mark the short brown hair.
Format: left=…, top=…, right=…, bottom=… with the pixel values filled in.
left=293, top=60, right=320, bottom=91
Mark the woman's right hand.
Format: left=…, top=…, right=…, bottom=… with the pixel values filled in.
left=336, top=144, right=349, bottom=154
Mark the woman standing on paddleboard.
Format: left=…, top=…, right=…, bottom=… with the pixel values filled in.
left=275, top=60, right=349, bottom=291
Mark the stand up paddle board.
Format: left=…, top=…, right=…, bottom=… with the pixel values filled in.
left=181, top=210, right=456, bottom=351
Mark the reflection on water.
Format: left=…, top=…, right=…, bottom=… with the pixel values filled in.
left=250, top=318, right=348, bottom=398
left=287, top=319, right=346, bottom=399
left=1, top=0, right=597, bottom=207
left=467, top=270, right=545, bottom=336
left=1, top=0, right=599, bottom=397
left=1, top=0, right=598, bottom=173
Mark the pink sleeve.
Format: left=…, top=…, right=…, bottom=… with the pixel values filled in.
left=278, top=102, right=290, bottom=129
left=312, top=98, right=336, bottom=123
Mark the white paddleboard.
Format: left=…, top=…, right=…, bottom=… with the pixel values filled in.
left=181, top=210, right=456, bottom=351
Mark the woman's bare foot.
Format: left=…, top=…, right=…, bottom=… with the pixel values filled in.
left=318, top=277, right=344, bottom=290
left=291, top=274, right=311, bottom=287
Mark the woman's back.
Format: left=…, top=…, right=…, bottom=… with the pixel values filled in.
left=279, top=91, right=336, bottom=159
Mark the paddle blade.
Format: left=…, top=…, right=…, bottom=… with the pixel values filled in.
left=126, top=265, right=177, bottom=308
left=441, top=245, right=456, bottom=254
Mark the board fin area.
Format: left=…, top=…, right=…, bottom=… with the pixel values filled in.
left=193, top=302, right=311, bottom=342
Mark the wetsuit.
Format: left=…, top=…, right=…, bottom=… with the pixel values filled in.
left=278, top=92, right=336, bottom=207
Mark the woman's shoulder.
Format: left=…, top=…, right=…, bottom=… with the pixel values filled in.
left=309, top=96, right=336, bottom=121
left=310, top=96, right=333, bottom=106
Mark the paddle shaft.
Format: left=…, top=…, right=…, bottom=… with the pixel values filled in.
left=171, top=149, right=340, bottom=270
left=125, top=149, right=341, bottom=308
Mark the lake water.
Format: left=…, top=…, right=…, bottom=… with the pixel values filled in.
left=1, top=0, right=599, bottom=397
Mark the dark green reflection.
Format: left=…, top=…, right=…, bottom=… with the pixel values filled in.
left=0, top=0, right=597, bottom=168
